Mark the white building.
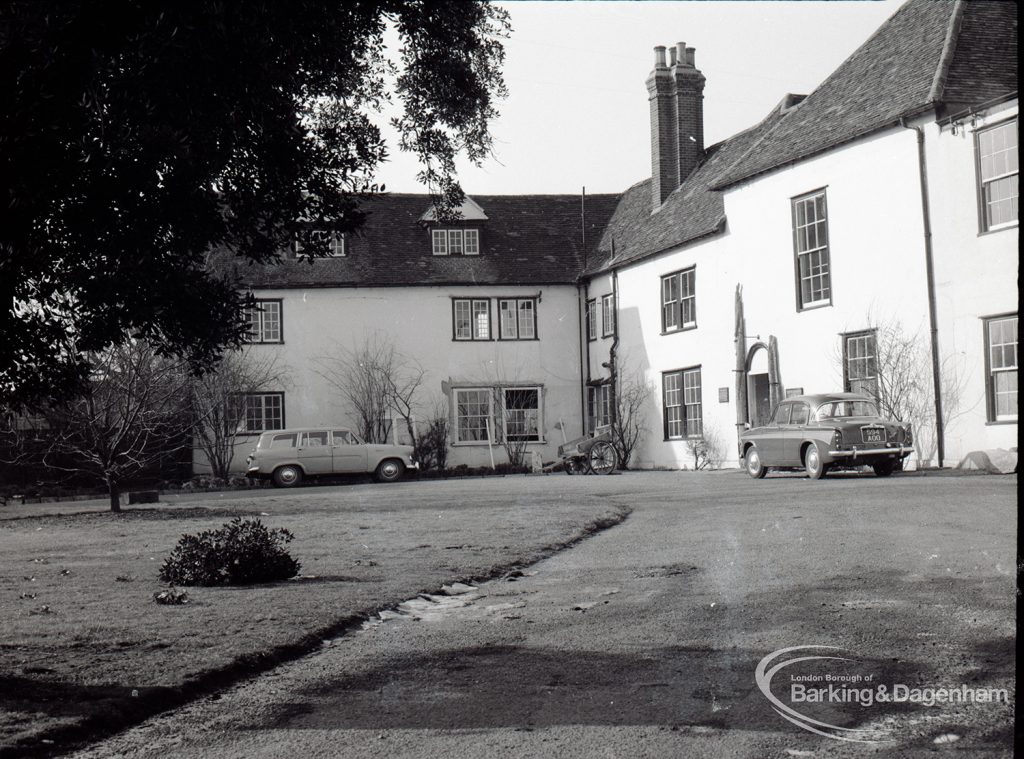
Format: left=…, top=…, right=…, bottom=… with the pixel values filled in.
left=224, top=0, right=1016, bottom=473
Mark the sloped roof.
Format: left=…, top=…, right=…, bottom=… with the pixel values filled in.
left=233, top=193, right=620, bottom=289
left=714, top=0, right=1016, bottom=189
left=585, top=105, right=790, bottom=275
left=939, top=0, right=1018, bottom=112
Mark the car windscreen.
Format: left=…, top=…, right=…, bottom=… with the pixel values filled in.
left=815, top=400, right=880, bottom=420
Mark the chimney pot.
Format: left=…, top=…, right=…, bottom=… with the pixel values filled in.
left=669, top=46, right=677, bottom=66
left=654, top=46, right=667, bottom=67
left=685, top=47, right=696, bottom=67
left=676, top=42, right=687, bottom=66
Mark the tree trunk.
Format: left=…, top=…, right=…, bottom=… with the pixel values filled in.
left=108, top=479, right=121, bottom=512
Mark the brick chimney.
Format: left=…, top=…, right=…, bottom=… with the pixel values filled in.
left=647, top=42, right=706, bottom=210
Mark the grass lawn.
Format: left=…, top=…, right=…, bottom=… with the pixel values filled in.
left=0, top=479, right=628, bottom=757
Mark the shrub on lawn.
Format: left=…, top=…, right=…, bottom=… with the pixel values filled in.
left=159, top=518, right=300, bottom=586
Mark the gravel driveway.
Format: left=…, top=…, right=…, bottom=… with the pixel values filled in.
left=68, top=471, right=1016, bottom=758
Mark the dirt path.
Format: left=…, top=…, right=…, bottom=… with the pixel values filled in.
left=67, top=473, right=1015, bottom=758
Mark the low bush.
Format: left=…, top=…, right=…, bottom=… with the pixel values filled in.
left=159, top=518, right=301, bottom=586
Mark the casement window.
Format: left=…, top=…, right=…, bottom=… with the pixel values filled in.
left=454, top=386, right=544, bottom=443
left=585, top=299, right=597, bottom=341
left=587, top=384, right=612, bottom=432
left=498, top=298, right=537, bottom=340
left=432, top=228, right=480, bottom=256
left=454, top=389, right=491, bottom=442
left=601, top=293, right=615, bottom=337
left=977, top=120, right=1018, bottom=232
left=502, top=387, right=541, bottom=441
left=661, top=268, right=696, bottom=332
left=792, top=190, right=832, bottom=309
left=244, top=300, right=282, bottom=343
left=241, top=392, right=284, bottom=432
left=663, top=367, right=702, bottom=439
left=453, top=299, right=491, bottom=340
left=985, top=314, right=1018, bottom=421
left=292, top=229, right=344, bottom=257
left=843, top=330, right=878, bottom=399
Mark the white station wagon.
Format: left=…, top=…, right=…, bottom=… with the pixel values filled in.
left=245, top=428, right=418, bottom=487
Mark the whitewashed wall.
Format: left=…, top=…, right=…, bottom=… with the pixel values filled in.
left=197, top=284, right=587, bottom=474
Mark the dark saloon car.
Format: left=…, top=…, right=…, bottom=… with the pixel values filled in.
left=739, top=393, right=913, bottom=479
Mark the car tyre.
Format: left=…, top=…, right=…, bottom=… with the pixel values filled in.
left=272, top=465, right=303, bottom=488
left=375, top=458, right=405, bottom=483
left=873, top=460, right=896, bottom=477
left=804, top=442, right=828, bottom=480
left=745, top=447, right=768, bottom=479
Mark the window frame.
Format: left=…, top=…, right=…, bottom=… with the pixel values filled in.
left=601, top=293, right=615, bottom=338
left=791, top=188, right=833, bottom=311
left=983, top=313, right=1018, bottom=423
left=239, top=392, right=285, bottom=434
left=662, top=366, right=702, bottom=440
left=452, top=298, right=492, bottom=341
left=498, top=298, right=538, bottom=341
left=660, top=267, right=697, bottom=334
left=292, top=229, right=345, bottom=257
left=432, top=227, right=481, bottom=256
left=585, top=299, right=597, bottom=341
left=842, top=329, right=878, bottom=400
left=975, top=118, right=1019, bottom=234
left=244, top=299, right=283, bottom=344
left=453, top=387, right=494, bottom=444
left=587, top=383, right=612, bottom=433
left=501, top=386, right=543, bottom=442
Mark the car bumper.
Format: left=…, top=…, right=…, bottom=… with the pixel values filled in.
left=828, top=446, right=913, bottom=459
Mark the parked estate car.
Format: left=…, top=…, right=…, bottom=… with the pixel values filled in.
left=739, top=393, right=913, bottom=480
left=245, top=428, right=418, bottom=487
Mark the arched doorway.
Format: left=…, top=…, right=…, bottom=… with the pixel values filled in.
left=746, top=343, right=771, bottom=427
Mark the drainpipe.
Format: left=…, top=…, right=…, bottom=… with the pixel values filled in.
left=608, top=267, right=620, bottom=429
left=901, top=117, right=945, bottom=467
left=578, top=282, right=590, bottom=431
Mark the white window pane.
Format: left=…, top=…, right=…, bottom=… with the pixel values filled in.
left=432, top=230, right=448, bottom=255
left=518, top=301, right=535, bottom=339
left=464, top=229, right=479, bottom=255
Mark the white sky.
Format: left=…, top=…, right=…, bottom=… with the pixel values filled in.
left=375, top=0, right=907, bottom=196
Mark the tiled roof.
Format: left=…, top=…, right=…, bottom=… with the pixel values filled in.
left=713, top=0, right=1014, bottom=189
left=589, top=0, right=1016, bottom=277
left=939, top=0, right=1018, bottom=111
left=231, top=193, right=620, bottom=289
left=584, top=106, right=789, bottom=276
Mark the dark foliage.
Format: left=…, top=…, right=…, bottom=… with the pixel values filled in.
left=0, top=1, right=509, bottom=408
left=159, top=518, right=300, bottom=586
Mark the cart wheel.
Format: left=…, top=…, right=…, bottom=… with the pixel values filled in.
left=564, top=458, right=584, bottom=475
left=588, top=441, right=617, bottom=475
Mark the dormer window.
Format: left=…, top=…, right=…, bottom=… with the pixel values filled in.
left=291, top=229, right=345, bottom=258
left=432, top=228, right=480, bottom=256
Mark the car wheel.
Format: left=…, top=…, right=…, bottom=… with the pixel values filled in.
left=804, top=443, right=828, bottom=480
left=588, top=441, right=617, bottom=475
left=745, top=447, right=768, bottom=479
left=272, top=465, right=303, bottom=488
left=375, top=458, right=405, bottom=483
left=873, top=460, right=896, bottom=477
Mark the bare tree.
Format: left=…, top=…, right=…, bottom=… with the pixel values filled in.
left=187, top=349, right=289, bottom=480
left=684, top=423, right=726, bottom=470
left=316, top=336, right=426, bottom=445
left=610, top=362, right=654, bottom=469
left=7, top=342, right=190, bottom=511
left=835, top=317, right=971, bottom=467
left=413, top=397, right=451, bottom=471
left=491, top=386, right=535, bottom=468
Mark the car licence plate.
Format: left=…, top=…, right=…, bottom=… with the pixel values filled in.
left=861, top=427, right=884, bottom=444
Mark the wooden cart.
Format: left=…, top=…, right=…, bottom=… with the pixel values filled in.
left=557, top=429, right=617, bottom=475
